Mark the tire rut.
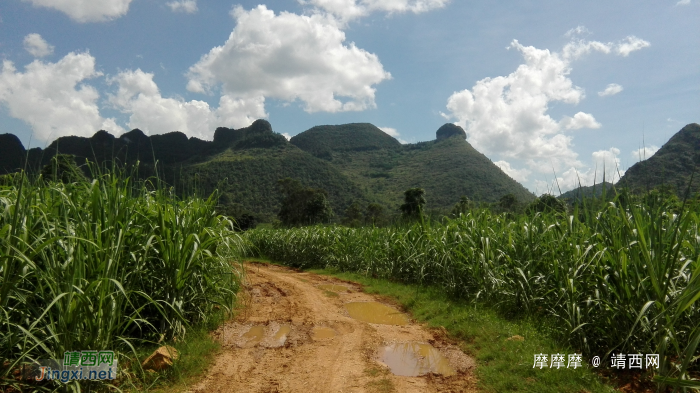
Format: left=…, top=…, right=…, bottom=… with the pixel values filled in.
left=187, top=263, right=477, bottom=393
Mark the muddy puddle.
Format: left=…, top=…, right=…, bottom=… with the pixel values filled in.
left=379, top=342, right=456, bottom=377
left=345, top=302, right=409, bottom=325
left=317, top=284, right=348, bottom=293
left=311, top=326, right=337, bottom=340
left=273, top=325, right=292, bottom=345
left=242, top=325, right=265, bottom=347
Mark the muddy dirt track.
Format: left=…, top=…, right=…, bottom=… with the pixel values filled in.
left=187, top=263, right=477, bottom=393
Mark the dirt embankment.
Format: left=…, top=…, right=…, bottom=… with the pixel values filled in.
left=187, top=263, right=476, bottom=393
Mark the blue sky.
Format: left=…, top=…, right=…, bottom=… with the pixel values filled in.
left=0, top=0, right=697, bottom=193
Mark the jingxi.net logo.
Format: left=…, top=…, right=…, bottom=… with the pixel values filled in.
left=30, top=351, right=118, bottom=382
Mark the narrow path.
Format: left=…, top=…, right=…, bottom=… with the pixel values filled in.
left=187, top=263, right=477, bottom=393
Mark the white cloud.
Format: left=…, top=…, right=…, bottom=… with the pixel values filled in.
left=281, top=133, right=291, bottom=140
left=495, top=160, right=531, bottom=182
left=23, top=34, right=54, bottom=57
left=616, top=36, right=650, bottom=57
left=0, top=52, right=124, bottom=142
left=444, top=39, right=592, bottom=168
left=560, top=112, right=602, bottom=130
left=562, top=39, right=612, bottom=60
left=564, top=26, right=591, bottom=38
left=443, top=29, right=649, bottom=193
left=598, top=83, right=623, bottom=97
left=299, top=0, right=450, bottom=21
left=591, top=147, right=623, bottom=176
left=187, top=5, right=390, bottom=116
left=546, top=148, right=624, bottom=193
left=22, top=0, right=133, bottom=22
left=167, top=0, right=197, bottom=14
left=378, top=126, right=407, bottom=143
left=108, top=69, right=266, bottom=139
left=677, top=0, right=691, bottom=5
left=631, top=145, right=659, bottom=161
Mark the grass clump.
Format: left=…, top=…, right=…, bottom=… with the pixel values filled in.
left=0, top=166, right=247, bottom=391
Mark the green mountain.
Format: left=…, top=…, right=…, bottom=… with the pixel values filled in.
left=291, top=123, right=534, bottom=209
left=558, top=182, right=615, bottom=202
left=618, top=123, right=700, bottom=195
left=0, top=120, right=535, bottom=221
left=290, top=123, right=401, bottom=158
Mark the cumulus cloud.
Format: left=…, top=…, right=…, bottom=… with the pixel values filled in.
left=23, top=34, right=54, bottom=57
left=538, top=148, right=624, bottom=193
left=379, top=126, right=407, bottom=143
left=560, top=112, right=602, bottom=130
left=598, top=83, right=623, bottom=97
left=0, top=52, right=123, bottom=142
left=167, top=0, right=197, bottom=13
left=444, top=39, right=593, bottom=168
left=186, top=5, right=390, bottom=115
left=281, top=133, right=291, bottom=140
left=616, top=36, right=650, bottom=56
left=443, top=29, right=649, bottom=193
left=108, top=69, right=266, bottom=139
left=495, top=160, right=531, bottom=182
left=631, top=145, right=659, bottom=161
left=299, top=0, right=450, bottom=21
left=22, top=0, right=133, bottom=22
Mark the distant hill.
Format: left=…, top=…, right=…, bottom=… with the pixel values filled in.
left=618, top=123, right=700, bottom=195
left=290, top=123, right=401, bottom=159
left=0, top=120, right=536, bottom=221
left=186, top=144, right=367, bottom=222
left=291, top=123, right=535, bottom=207
left=0, top=134, right=27, bottom=174
left=558, top=182, right=615, bottom=202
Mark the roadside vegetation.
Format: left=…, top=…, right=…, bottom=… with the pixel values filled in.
left=0, top=157, right=246, bottom=392
left=310, top=268, right=614, bottom=392
left=245, top=188, right=700, bottom=391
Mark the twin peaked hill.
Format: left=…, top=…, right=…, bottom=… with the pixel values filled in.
left=1, top=120, right=535, bottom=220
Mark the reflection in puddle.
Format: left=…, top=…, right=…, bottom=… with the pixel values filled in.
left=312, top=327, right=337, bottom=340
left=242, top=325, right=265, bottom=347
left=318, top=284, right=348, bottom=293
left=380, top=342, right=456, bottom=377
left=273, top=325, right=292, bottom=345
left=345, top=302, right=409, bottom=325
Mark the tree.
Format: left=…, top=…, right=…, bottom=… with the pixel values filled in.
left=400, top=187, right=426, bottom=220
left=499, top=193, right=518, bottom=212
left=343, top=201, right=364, bottom=227
left=365, top=203, right=386, bottom=226
left=41, top=154, right=87, bottom=183
left=527, top=194, right=566, bottom=214
left=304, top=191, right=334, bottom=224
left=277, top=178, right=334, bottom=226
left=451, top=195, right=472, bottom=217
left=215, top=197, right=258, bottom=231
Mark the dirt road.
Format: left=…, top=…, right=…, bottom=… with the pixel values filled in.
left=187, top=263, right=476, bottom=393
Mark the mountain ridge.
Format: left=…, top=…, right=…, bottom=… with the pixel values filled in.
left=0, top=120, right=536, bottom=220
left=618, top=123, right=700, bottom=195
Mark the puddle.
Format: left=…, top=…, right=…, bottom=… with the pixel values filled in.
left=379, top=342, right=456, bottom=377
left=345, top=302, right=409, bottom=325
left=273, top=325, right=292, bottom=345
left=318, top=284, right=348, bottom=293
left=242, top=325, right=265, bottom=347
left=312, top=327, right=337, bottom=340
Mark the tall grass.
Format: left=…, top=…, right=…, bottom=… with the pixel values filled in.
left=0, top=165, right=247, bottom=391
left=246, top=200, right=700, bottom=390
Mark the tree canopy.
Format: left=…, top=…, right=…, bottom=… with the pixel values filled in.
left=277, top=178, right=334, bottom=226
left=400, top=187, right=426, bottom=220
